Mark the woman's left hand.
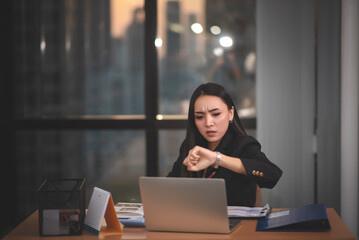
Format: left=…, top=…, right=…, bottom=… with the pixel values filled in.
left=186, top=146, right=216, bottom=171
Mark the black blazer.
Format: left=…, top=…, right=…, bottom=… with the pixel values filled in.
left=167, top=129, right=283, bottom=206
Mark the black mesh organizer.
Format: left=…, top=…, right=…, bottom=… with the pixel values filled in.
left=38, top=179, right=86, bottom=236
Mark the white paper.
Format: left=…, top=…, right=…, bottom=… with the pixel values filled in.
left=84, top=187, right=110, bottom=231
left=42, top=209, right=59, bottom=235
left=267, top=209, right=290, bottom=219
left=227, top=203, right=271, bottom=218
left=115, top=202, right=143, bottom=219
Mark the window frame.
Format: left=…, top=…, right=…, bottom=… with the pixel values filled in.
left=11, top=0, right=256, bottom=177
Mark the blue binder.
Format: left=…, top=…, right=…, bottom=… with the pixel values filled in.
left=256, top=203, right=331, bottom=232
left=119, top=217, right=145, bottom=227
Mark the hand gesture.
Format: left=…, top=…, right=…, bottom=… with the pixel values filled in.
left=183, top=146, right=216, bottom=171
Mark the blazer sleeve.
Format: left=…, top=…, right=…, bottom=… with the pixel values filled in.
left=239, top=138, right=282, bottom=189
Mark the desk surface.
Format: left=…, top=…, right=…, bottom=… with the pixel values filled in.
left=3, top=208, right=355, bottom=240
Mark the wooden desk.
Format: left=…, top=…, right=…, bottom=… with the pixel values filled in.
left=3, top=208, right=355, bottom=240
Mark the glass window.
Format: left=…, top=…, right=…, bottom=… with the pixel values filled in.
left=157, top=0, right=256, bottom=118
left=8, top=1, right=257, bottom=234
left=13, top=0, right=145, bottom=117
left=15, top=130, right=145, bottom=218
left=159, top=130, right=186, bottom=176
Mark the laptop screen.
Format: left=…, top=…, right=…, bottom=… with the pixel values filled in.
left=139, top=177, right=239, bottom=233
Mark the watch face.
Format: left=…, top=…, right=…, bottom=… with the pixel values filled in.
left=214, top=152, right=221, bottom=168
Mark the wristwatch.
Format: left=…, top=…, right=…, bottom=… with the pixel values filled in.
left=214, top=151, right=221, bottom=169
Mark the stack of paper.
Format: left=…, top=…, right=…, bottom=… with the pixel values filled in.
left=115, top=203, right=145, bottom=227
left=228, top=204, right=271, bottom=218
left=114, top=202, right=272, bottom=227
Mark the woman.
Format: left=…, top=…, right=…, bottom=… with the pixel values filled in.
left=167, top=83, right=282, bottom=206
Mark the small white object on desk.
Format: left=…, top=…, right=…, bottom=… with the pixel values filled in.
left=84, top=187, right=123, bottom=235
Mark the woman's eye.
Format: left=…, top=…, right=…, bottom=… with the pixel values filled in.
left=213, top=112, right=221, bottom=117
left=195, top=116, right=203, bottom=120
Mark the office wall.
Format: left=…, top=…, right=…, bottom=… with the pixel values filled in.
left=317, top=0, right=341, bottom=212
left=256, top=0, right=316, bottom=208
left=341, top=0, right=358, bottom=237
left=1, top=1, right=16, bottom=237
left=257, top=0, right=358, bottom=237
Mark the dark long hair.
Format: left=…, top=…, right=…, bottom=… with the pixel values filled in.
left=181, top=83, right=247, bottom=176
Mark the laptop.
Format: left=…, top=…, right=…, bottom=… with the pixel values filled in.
left=139, top=177, right=241, bottom=234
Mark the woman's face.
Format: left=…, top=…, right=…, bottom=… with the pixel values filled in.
left=194, top=95, right=234, bottom=150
